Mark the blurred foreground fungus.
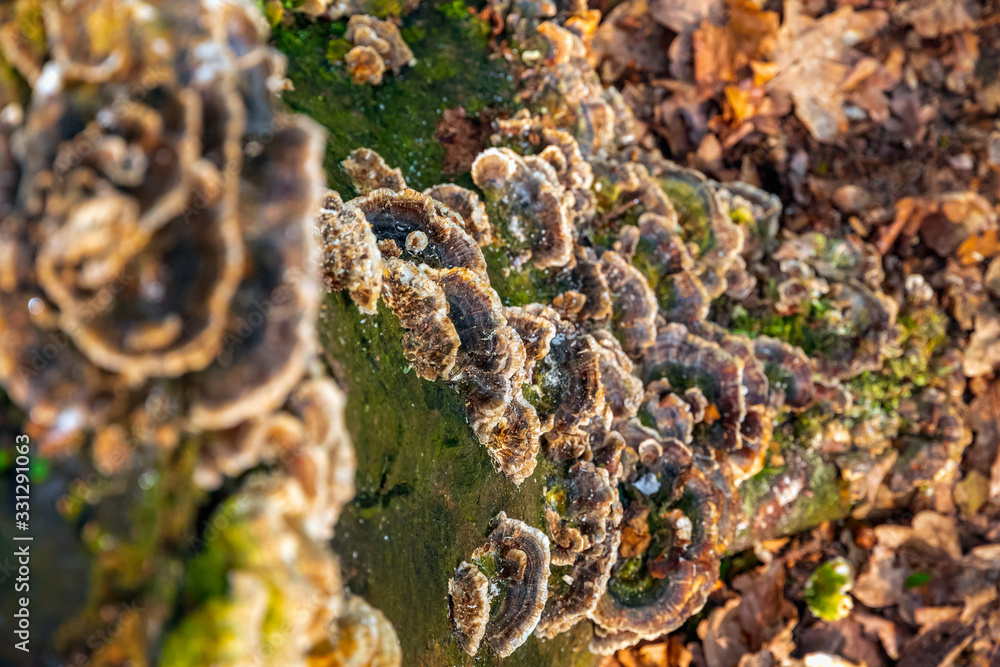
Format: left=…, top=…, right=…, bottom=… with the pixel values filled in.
left=0, top=0, right=399, bottom=664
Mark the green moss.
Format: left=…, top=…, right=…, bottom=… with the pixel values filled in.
left=845, top=303, right=949, bottom=427
left=729, top=296, right=842, bottom=357
left=607, top=557, right=657, bottom=605
left=658, top=178, right=714, bottom=256
left=319, top=292, right=598, bottom=666
left=482, top=245, right=567, bottom=307
left=179, top=498, right=259, bottom=604
left=325, top=37, right=353, bottom=63
left=272, top=0, right=515, bottom=197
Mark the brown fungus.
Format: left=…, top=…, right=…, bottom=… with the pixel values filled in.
left=352, top=186, right=488, bottom=278
left=317, top=190, right=383, bottom=314
left=381, top=258, right=460, bottom=381
left=642, top=323, right=746, bottom=449
left=753, top=336, right=817, bottom=411
left=344, top=15, right=416, bottom=85
left=545, top=460, right=618, bottom=564
left=532, top=312, right=606, bottom=461
left=0, top=0, right=327, bottom=449
left=494, top=113, right=596, bottom=223
left=471, top=512, right=551, bottom=658
left=600, top=250, right=658, bottom=359
left=592, top=329, right=644, bottom=421
left=343, top=147, right=408, bottom=194
left=471, top=147, right=575, bottom=269
left=448, top=561, right=491, bottom=656
left=424, top=183, right=493, bottom=246
left=345, top=45, right=387, bottom=86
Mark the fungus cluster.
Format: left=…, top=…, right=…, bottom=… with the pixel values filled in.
left=318, top=5, right=971, bottom=659
left=0, top=1, right=399, bottom=664
left=343, top=15, right=415, bottom=86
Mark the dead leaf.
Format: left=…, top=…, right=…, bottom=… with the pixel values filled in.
left=893, top=0, right=979, bottom=38
left=699, top=562, right=798, bottom=667
left=964, top=313, right=1000, bottom=378
left=910, top=511, right=962, bottom=560
left=770, top=0, right=888, bottom=142
left=957, top=229, right=1000, bottom=265
left=692, top=0, right=778, bottom=88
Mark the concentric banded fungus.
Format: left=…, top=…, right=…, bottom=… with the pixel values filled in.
left=592, top=329, right=644, bottom=421
left=0, top=3, right=400, bottom=664
left=381, top=258, right=460, bottom=381
left=448, top=562, right=491, bottom=656
left=545, top=461, right=617, bottom=564
left=531, top=311, right=606, bottom=461
left=642, top=323, right=746, bottom=451
left=352, top=186, right=489, bottom=278
left=317, top=190, right=384, bottom=315
left=629, top=212, right=710, bottom=324
left=424, top=183, right=493, bottom=246
left=494, top=113, right=596, bottom=223
left=188, top=115, right=325, bottom=432
left=471, top=147, right=575, bottom=269
left=753, top=336, right=817, bottom=411
left=600, top=250, right=658, bottom=358
left=644, top=158, right=746, bottom=299
left=0, top=0, right=325, bottom=452
left=590, top=423, right=728, bottom=650
left=470, top=512, right=551, bottom=657
left=536, top=521, right=621, bottom=639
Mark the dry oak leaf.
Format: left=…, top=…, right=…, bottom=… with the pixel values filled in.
left=770, top=0, right=888, bottom=142
left=692, top=1, right=779, bottom=88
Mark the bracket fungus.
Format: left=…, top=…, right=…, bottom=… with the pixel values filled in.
left=449, top=512, right=552, bottom=658
left=0, top=1, right=399, bottom=664
left=309, top=8, right=926, bottom=656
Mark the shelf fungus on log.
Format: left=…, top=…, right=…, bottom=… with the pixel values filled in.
left=0, top=2, right=400, bottom=664
left=319, top=163, right=542, bottom=483
left=448, top=562, right=491, bottom=656
left=309, top=5, right=976, bottom=661
left=450, top=513, right=552, bottom=658
left=424, top=184, right=493, bottom=247
left=343, top=147, right=408, bottom=195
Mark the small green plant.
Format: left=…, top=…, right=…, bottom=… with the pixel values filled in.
left=804, top=556, right=855, bottom=621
